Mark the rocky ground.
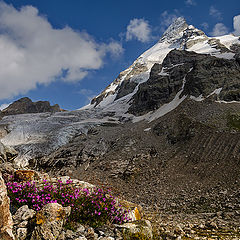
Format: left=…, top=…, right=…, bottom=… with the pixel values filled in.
left=28, top=97, right=240, bottom=239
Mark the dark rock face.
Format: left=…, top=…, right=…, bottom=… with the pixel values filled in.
left=230, top=43, right=240, bottom=53
left=129, top=50, right=240, bottom=116
left=115, top=80, right=138, bottom=100
left=0, top=97, right=61, bottom=117
left=91, top=63, right=148, bottom=106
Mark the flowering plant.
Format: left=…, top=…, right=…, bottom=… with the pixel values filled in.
left=6, top=177, right=130, bottom=226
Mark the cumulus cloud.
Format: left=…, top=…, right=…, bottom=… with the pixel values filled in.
left=209, top=6, right=222, bottom=20
left=126, top=18, right=152, bottom=43
left=200, top=22, right=209, bottom=30
left=78, top=88, right=95, bottom=104
left=0, top=2, right=121, bottom=100
left=211, top=23, right=228, bottom=36
left=233, top=15, right=240, bottom=36
left=105, top=41, right=124, bottom=57
left=185, top=0, right=196, bottom=6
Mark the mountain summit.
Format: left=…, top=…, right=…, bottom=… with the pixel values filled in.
left=89, top=17, right=240, bottom=117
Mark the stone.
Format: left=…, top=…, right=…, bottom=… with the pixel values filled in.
left=98, top=237, right=115, bottom=240
left=117, top=199, right=142, bottom=221
left=117, top=220, right=153, bottom=239
left=0, top=172, right=14, bottom=240
left=76, top=224, right=85, bottom=234
left=17, top=221, right=28, bottom=228
left=16, top=228, right=28, bottom=240
left=13, top=205, right=36, bottom=225
left=128, top=207, right=141, bottom=221
left=86, top=227, right=98, bottom=240
left=31, top=203, right=71, bottom=240
left=14, top=170, right=35, bottom=182
left=76, top=237, right=87, bottom=240
left=175, top=224, right=184, bottom=235
left=0, top=141, right=17, bottom=163
left=0, top=162, right=15, bottom=182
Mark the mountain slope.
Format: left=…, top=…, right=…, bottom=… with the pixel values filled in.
left=0, top=19, right=240, bottom=235
left=88, top=17, right=240, bottom=118
left=0, top=17, right=239, bottom=169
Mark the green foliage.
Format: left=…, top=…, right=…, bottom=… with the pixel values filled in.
left=227, top=113, right=240, bottom=131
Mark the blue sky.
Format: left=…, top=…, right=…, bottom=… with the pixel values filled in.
left=0, top=0, right=239, bottom=110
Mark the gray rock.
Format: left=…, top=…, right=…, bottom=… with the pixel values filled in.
left=17, top=221, right=28, bottom=228
left=76, top=224, right=85, bottom=234
left=0, top=141, right=17, bottom=163
left=16, top=227, right=28, bottom=240
left=117, top=220, right=153, bottom=239
left=31, top=203, right=71, bottom=240
left=13, top=205, right=36, bottom=225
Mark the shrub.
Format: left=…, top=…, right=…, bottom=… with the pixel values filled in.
left=6, top=178, right=131, bottom=227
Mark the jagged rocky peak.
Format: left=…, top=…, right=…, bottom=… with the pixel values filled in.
left=0, top=97, right=62, bottom=117
left=159, top=17, right=208, bottom=50
left=160, top=17, right=189, bottom=43
left=88, top=17, right=240, bottom=110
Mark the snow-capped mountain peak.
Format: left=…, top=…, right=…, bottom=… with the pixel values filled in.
left=160, top=17, right=188, bottom=43
left=87, top=18, right=240, bottom=114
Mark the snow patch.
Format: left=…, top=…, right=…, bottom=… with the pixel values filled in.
left=190, top=94, right=204, bottom=101
left=133, top=76, right=187, bottom=123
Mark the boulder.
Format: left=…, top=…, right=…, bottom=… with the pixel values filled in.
left=117, top=220, right=153, bottom=239
left=14, top=170, right=35, bottom=182
left=0, top=172, right=14, bottom=240
left=16, top=228, right=27, bottom=240
left=13, top=205, right=36, bottom=225
left=31, top=203, right=71, bottom=240
left=0, top=141, right=18, bottom=164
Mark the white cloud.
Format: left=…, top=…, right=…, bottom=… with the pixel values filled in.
left=185, top=0, right=196, bottom=6
left=0, top=103, right=11, bottom=110
left=200, top=22, right=209, bottom=30
left=0, top=2, right=121, bottom=100
left=78, top=88, right=95, bottom=104
left=209, top=6, right=222, bottom=20
left=211, top=23, right=228, bottom=36
left=126, top=18, right=152, bottom=43
left=105, top=41, right=124, bottom=58
left=233, top=14, right=240, bottom=36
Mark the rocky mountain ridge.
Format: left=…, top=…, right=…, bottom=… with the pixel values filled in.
left=0, top=97, right=62, bottom=118
left=89, top=17, right=239, bottom=110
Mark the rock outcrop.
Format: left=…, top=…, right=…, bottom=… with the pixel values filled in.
left=0, top=172, right=14, bottom=240
left=0, top=141, right=18, bottom=164
left=129, top=49, right=240, bottom=115
left=0, top=97, right=62, bottom=117
left=31, top=203, right=71, bottom=240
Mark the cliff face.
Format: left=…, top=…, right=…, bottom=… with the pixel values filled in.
left=89, top=17, right=239, bottom=110
left=128, top=50, right=240, bottom=116
left=0, top=97, right=61, bottom=117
